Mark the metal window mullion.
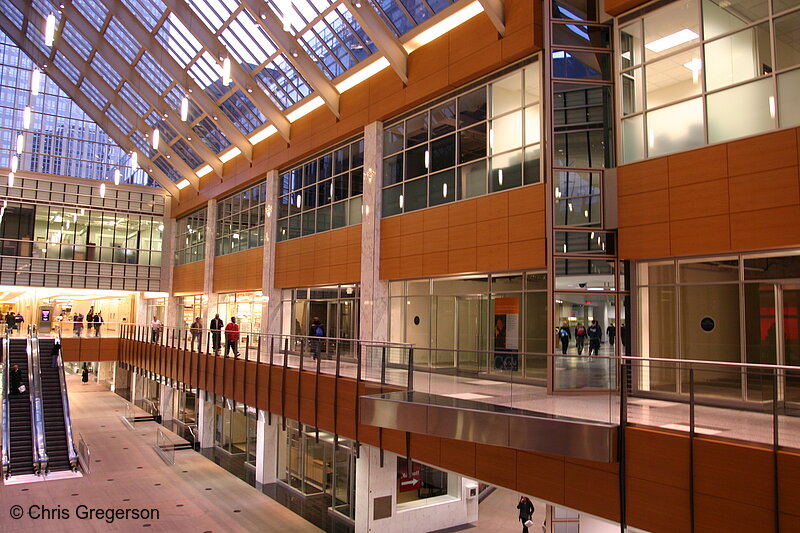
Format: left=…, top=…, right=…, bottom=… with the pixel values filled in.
left=310, top=25, right=349, bottom=74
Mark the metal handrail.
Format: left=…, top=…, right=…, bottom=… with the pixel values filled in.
left=1, top=328, right=10, bottom=478
left=27, top=325, right=48, bottom=474
left=53, top=329, right=80, bottom=471
left=621, top=355, right=800, bottom=372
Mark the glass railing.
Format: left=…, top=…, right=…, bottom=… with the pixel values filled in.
left=27, top=325, right=48, bottom=474
left=76, top=432, right=91, bottom=473
left=52, top=329, right=80, bottom=471
left=155, top=427, right=176, bottom=465
left=54, top=321, right=128, bottom=338
left=1, top=328, right=9, bottom=478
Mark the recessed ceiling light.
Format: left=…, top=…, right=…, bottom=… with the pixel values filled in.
left=645, top=29, right=698, bottom=53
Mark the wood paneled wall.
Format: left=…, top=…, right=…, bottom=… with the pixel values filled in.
left=173, top=0, right=541, bottom=217
left=213, top=247, right=264, bottom=293
left=618, top=128, right=800, bottom=260
left=172, top=261, right=205, bottom=295
left=604, top=0, right=651, bottom=16
left=274, top=225, right=361, bottom=288
left=107, top=338, right=800, bottom=531
left=60, top=337, right=119, bottom=362
left=380, top=184, right=546, bottom=279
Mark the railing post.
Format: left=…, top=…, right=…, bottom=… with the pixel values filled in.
left=689, top=365, right=695, bottom=533
left=618, top=358, right=629, bottom=532
left=407, top=347, right=414, bottom=391
left=381, top=346, right=387, bottom=388
left=772, top=367, right=780, bottom=533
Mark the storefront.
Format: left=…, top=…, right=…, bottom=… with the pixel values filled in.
left=281, top=284, right=359, bottom=359
left=388, top=273, right=547, bottom=380
left=213, top=396, right=257, bottom=469
left=178, top=294, right=207, bottom=329
left=217, top=291, right=263, bottom=334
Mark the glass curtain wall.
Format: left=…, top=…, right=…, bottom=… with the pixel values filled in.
left=382, top=60, right=542, bottom=217
left=216, top=181, right=267, bottom=256
left=179, top=294, right=207, bottom=329
left=276, top=419, right=356, bottom=521
left=638, top=253, right=800, bottom=405
left=388, top=273, right=547, bottom=379
left=281, top=284, right=360, bottom=358
left=619, top=0, right=800, bottom=162
left=174, top=208, right=207, bottom=265
left=214, top=397, right=257, bottom=467
left=277, top=138, right=364, bottom=241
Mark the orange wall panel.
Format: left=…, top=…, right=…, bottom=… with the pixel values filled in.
left=274, top=226, right=361, bottom=288
left=604, top=0, right=651, bottom=16
left=619, top=129, right=800, bottom=260
left=213, top=247, right=263, bottom=293
left=172, top=261, right=205, bottom=295
left=380, top=184, right=546, bottom=279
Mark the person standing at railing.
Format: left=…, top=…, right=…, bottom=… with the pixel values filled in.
left=310, top=316, right=325, bottom=360
left=73, top=313, right=84, bottom=337
left=190, top=317, right=202, bottom=351
left=151, top=316, right=163, bottom=343
left=224, top=317, right=240, bottom=357
left=210, top=314, right=223, bottom=355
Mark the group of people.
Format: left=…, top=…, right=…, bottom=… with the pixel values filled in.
left=4, top=311, right=24, bottom=333
left=71, top=308, right=104, bottom=337
left=557, top=320, right=618, bottom=356
left=152, top=314, right=242, bottom=357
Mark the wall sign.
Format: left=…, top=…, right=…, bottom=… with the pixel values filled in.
left=494, top=297, right=519, bottom=371
left=700, top=317, right=715, bottom=332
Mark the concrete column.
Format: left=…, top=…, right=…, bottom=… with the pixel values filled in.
left=159, top=383, right=174, bottom=424
left=203, top=199, right=219, bottom=331
left=262, top=171, right=282, bottom=337
left=162, top=200, right=178, bottom=329
left=131, top=371, right=143, bottom=406
left=355, top=445, right=478, bottom=533
left=360, top=122, right=389, bottom=342
left=255, top=409, right=278, bottom=489
left=196, top=389, right=215, bottom=449
left=97, top=361, right=114, bottom=389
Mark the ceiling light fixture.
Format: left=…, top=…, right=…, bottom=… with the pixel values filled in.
left=44, top=13, right=56, bottom=47
left=181, top=96, right=189, bottom=121
left=22, top=106, right=31, bottom=129
left=7, top=172, right=14, bottom=187
left=683, top=58, right=702, bottom=83
left=16, top=133, right=24, bottom=154
left=99, top=182, right=106, bottom=198
left=644, top=29, right=698, bottom=53
left=10, top=155, right=18, bottom=172
left=152, top=128, right=160, bottom=150
left=31, top=67, right=41, bottom=95
left=130, top=151, right=138, bottom=170
left=113, top=168, right=120, bottom=185
left=222, top=57, right=231, bottom=86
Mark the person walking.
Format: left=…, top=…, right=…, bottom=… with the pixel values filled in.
left=557, top=323, right=571, bottom=355
left=190, top=317, right=202, bottom=352
left=81, top=363, right=89, bottom=385
left=224, top=317, right=240, bottom=357
left=10, top=364, right=22, bottom=395
left=14, top=312, right=24, bottom=332
left=74, top=313, right=84, bottom=337
left=5, top=311, right=14, bottom=333
left=587, top=320, right=602, bottom=356
left=606, top=322, right=616, bottom=348
left=517, top=496, right=535, bottom=533
left=151, top=316, right=163, bottom=343
left=575, top=322, right=587, bottom=355
left=86, top=308, right=94, bottom=331
left=94, top=311, right=104, bottom=337
left=210, top=314, right=223, bottom=354
left=51, top=339, right=62, bottom=368
left=310, top=316, right=325, bottom=360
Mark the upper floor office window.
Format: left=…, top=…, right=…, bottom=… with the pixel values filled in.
left=175, top=208, right=207, bottom=265
left=381, top=60, right=542, bottom=217
left=619, top=0, right=800, bottom=163
left=216, top=181, right=267, bottom=256
left=277, top=138, right=364, bottom=241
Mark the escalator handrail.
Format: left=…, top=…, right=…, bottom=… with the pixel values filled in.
left=1, top=328, right=9, bottom=477
left=53, top=330, right=79, bottom=470
left=27, top=325, right=48, bottom=473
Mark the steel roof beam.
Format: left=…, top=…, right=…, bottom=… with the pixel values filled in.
left=51, top=1, right=225, bottom=175
left=348, top=2, right=407, bottom=84
left=14, top=1, right=201, bottom=191
left=163, top=0, right=292, bottom=141
left=477, top=0, right=505, bottom=37
left=240, top=0, right=340, bottom=117
left=0, top=11, right=181, bottom=197
left=104, top=0, right=255, bottom=160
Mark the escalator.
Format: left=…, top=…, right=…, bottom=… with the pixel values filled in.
left=38, top=338, right=77, bottom=472
left=4, top=337, right=37, bottom=476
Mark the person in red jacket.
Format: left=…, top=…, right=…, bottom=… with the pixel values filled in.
left=225, top=317, right=240, bottom=357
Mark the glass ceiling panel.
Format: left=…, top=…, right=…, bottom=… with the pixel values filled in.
left=267, top=0, right=335, bottom=32
left=172, top=139, right=204, bottom=168
left=72, top=0, right=109, bottom=32
left=25, top=21, right=48, bottom=56
left=156, top=14, right=202, bottom=69
left=220, top=10, right=278, bottom=69
left=370, top=0, right=455, bottom=37
left=53, top=51, right=80, bottom=85
left=146, top=112, right=178, bottom=143
left=107, top=104, right=133, bottom=133
left=163, top=85, right=203, bottom=123
left=187, top=0, right=237, bottom=32
left=31, top=0, right=63, bottom=22
left=190, top=51, right=227, bottom=100
left=119, top=82, right=151, bottom=117
left=120, top=0, right=167, bottom=33
left=220, top=90, right=266, bottom=134
left=106, top=16, right=141, bottom=64
left=131, top=130, right=156, bottom=159
left=80, top=79, right=108, bottom=110
left=153, top=155, right=182, bottom=182
left=193, top=116, right=231, bottom=153
left=255, top=54, right=311, bottom=109
left=136, top=51, right=174, bottom=95
left=299, top=5, right=376, bottom=80
left=0, top=0, right=24, bottom=30
left=91, top=53, right=122, bottom=88
left=62, top=22, right=92, bottom=61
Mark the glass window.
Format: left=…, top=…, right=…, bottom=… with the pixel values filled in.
left=774, top=11, right=800, bottom=71
left=491, top=71, right=523, bottom=117
left=777, top=69, right=800, bottom=128
left=622, top=115, right=645, bottom=164
left=646, top=98, right=704, bottom=157
left=643, top=0, right=700, bottom=62
left=645, top=48, right=702, bottom=109
left=620, top=22, right=643, bottom=69
left=705, top=23, right=771, bottom=92
left=703, top=0, right=768, bottom=40
left=216, top=181, right=267, bottom=256
left=707, top=78, right=774, bottom=143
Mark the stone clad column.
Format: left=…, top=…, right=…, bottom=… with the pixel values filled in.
left=360, top=122, right=389, bottom=342
left=255, top=409, right=278, bottom=489
left=162, top=199, right=177, bottom=329
left=159, top=383, right=174, bottom=424
left=196, top=390, right=215, bottom=449
left=262, top=171, right=281, bottom=337
left=203, top=199, right=218, bottom=332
